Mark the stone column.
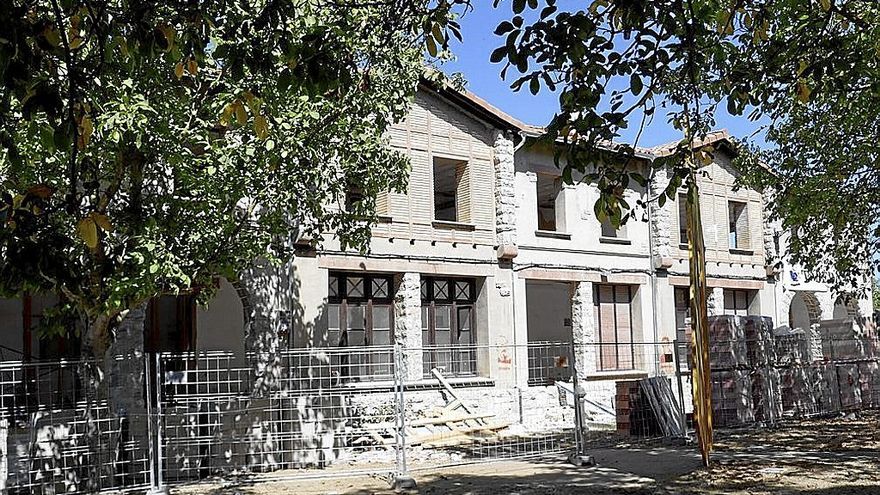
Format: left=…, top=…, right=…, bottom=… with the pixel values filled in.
left=394, top=272, right=423, bottom=381
left=106, top=305, right=147, bottom=414
left=707, top=287, right=725, bottom=316
left=493, top=130, right=517, bottom=259
left=571, top=282, right=597, bottom=377
left=237, top=258, right=295, bottom=396
left=649, top=167, right=674, bottom=267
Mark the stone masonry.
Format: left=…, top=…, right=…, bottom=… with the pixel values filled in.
left=394, top=272, right=423, bottom=380
left=493, top=130, right=517, bottom=257
left=708, top=287, right=725, bottom=316
left=571, top=281, right=597, bottom=376
left=649, top=167, right=674, bottom=263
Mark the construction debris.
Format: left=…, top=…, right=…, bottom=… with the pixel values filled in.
left=362, top=368, right=509, bottom=449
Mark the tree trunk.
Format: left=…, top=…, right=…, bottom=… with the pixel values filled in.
left=77, top=305, right=147, bottom=492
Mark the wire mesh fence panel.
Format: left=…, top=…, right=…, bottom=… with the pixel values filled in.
left=400, top=343, right=578, bottom=471
left=156, top=346, right=404, bottom=485
left=0, top=356, right=151, bottom=494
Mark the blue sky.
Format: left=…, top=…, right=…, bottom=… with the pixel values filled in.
left=441, top=5, right=769, bottom=149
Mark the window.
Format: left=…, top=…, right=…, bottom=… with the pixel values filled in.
left=678, top=194, right=689, bottom=245
left=327, top=273, right=394, bottom=380
left=600, top=218, right=627, bottom=239
left=433, top=157, right=469, bottom=222
left=421, top=277, right=477, bottom=377
left=674, top=287, right=691, bottom=345
left=146, top=294, right=196, bottom=353
left=728, top=201, right=749, bottom=250
left=344, top=184, right=364, bottom=212
left=536, top=174, right=562, bottom=231
left=723, top=289, right=753, bottom=316
left=594, top=285, right=637, bottom=371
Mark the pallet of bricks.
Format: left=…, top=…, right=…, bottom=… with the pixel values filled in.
left=773, top=327, right=820, bottom=417
left=707, top=316, right=781, bottom=427
left=818, top=318, right=880, bottom=412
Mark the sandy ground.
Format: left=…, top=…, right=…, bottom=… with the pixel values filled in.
left=173, top=411, right=880, bottom=495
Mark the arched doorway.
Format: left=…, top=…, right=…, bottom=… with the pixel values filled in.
left=788, top=292, right=822, bottom=330
left=833, top=296, right=859, bottom=319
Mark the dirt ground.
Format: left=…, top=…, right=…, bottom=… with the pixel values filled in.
left=173, top=411, right=880, bottom=495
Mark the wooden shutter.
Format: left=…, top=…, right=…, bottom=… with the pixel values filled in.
left=596, top=285, right=617, bottom=370
left=455, top=161, right=470, bottom=223
left=737, top=202, right=750, bottom=249
left=376, top=191, right=389, bottom=216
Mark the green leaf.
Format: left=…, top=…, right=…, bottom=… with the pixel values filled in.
left=490, top=46, right=508, bottom=63
left=630, top=74, right=643, bottom=95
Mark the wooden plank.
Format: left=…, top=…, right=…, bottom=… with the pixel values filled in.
left=431, top=367, right=473, bottom=414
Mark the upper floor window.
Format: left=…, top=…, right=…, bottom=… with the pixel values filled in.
left=433, top=157, right=469, bottom=222
left=536, top=174, right=562, bottom=231
left=344, top=184, right=365, bottom=213
left=600, top=218, right=627, bottom=239
left=728, top=201, right=749, bottom=250
left=678, top=194, right=688, bottom=245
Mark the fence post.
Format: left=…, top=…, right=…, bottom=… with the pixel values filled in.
left=568, top=341, right=594, bottom=466
left=145, top=352, right=168, bottom=495
left=672, top=339, right=689, bottom=440
left=391, top=344, right=416, bottom=490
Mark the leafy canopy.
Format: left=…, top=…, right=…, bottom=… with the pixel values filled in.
left=491, top=0, right=878, bottom=291
left=0, top=0, right=468, bottom=350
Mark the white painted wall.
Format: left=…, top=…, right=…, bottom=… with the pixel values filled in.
left=196, top=278, right=245, bottom=359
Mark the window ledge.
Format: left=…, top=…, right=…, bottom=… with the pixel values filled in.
left=678, top=242, right=689, bottom=250
left=584, top=369, right=649, bottom=381
left=599, top=236, right=631, bottom=245
left=336, top=376, right=494, bottom=391
left=432, top=220, right=476, bottom=231
left=729, top=248, right=754, bottom=256
left=535, top=230, right=572, bottom=240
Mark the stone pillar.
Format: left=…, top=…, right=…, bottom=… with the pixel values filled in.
left=106, top=305, right=147, bottom=414
left=493, top=130, right=517, bottom=259
left=237, top=258, right=295, bottom=396
left=707, top=287, right=725, bottom=316
left=649, top=167, right=674, bottom=267
left=571, top=282, right=597, bottom=377
left=394, top=272, right=422, bottom=381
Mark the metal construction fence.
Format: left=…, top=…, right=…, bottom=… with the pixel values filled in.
left=0, top=332, right=877, bottom=493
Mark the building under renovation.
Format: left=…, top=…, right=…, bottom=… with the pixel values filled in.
left=0, top=82, right=875, bottom=493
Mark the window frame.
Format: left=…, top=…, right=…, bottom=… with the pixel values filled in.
left=723, top=288, right=753, bottom=316
left=432, top=156, right=469, bottom=223
left=678, top=193, right=689, bottom=246
left=728, top=200, right=749, bottom=250
left=327, top=272, right=395, bottom=348
left=421, top=277, right=477, bottom=377
left=535, top=173, right=562, bottom=232
left=593, top=284, right=636, bottom=371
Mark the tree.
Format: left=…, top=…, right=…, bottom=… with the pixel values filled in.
left=873, top=278, right=880, bottom=313
left=0, top=0, right=468, bottom=362
left=487, top=0, right=878, bottom=465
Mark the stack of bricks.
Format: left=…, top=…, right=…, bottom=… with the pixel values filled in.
left=708, top=316, right=781, bottom=426
left=615, top=380, right=661, bottom=437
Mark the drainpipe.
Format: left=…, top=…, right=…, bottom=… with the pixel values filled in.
left=645, top=158, right=662, bottom=377
left=508, top=130, right=527, bottom=418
